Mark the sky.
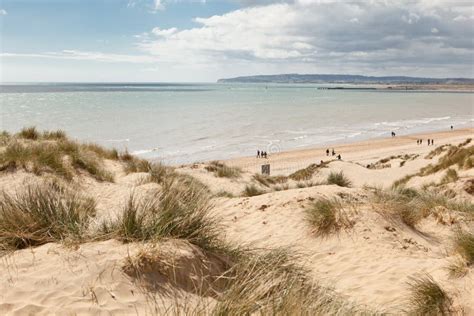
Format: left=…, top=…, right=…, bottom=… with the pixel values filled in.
left=0, top=0, right=473, bottom=82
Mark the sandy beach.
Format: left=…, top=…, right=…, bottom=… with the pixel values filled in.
left=0, top=126, right=473, bottom=315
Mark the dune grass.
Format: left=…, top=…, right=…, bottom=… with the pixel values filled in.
left=327, top=171, right=351, bottom=187
left=214, top=248, right=371, bottom=315
left=372, top=187, right=425, bottom=230
left=42, top=129, right=67, bottom=140
left=305, top=198, right=351, bottom=236
left=0, top=183, right=96, bottom=250
left=407, top=274, right=453, bottom=315
left=205, top=161, right=242, bottom=178
left=215, top=190, right=235, bottom=198
left=454, top=230, right=474, bottom=266
left=420, top=145, right=473, bottom=175
left=394, top=145, right=473, bottom=187
left=120, top=150, right=152, bottom=174
left=18, top=126, right=40, bottom=140
left=102, top=173, right=235, bottom=257
left=441, top=168, right=459, bottom=184
left=242, top=184, right=265, bottom=197
left=373, top=186, right=473, bottom=231
left=289, top=162, right=328, bottom=181
left=252, top=173, right=288, bottom=187
left=0, top=129, right=117, bottom=181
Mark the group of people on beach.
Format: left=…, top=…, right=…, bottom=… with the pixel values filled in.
left=326, top=148, right=342, bottom=160
left=256, top=150, right=268, bottom=158
left=417, top=139, right=435, bottom=145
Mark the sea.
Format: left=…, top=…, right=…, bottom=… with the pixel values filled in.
left=1, top=83, right=473, bottom=164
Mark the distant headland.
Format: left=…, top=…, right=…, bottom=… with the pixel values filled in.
left=217, top=74, right=474, bottom=85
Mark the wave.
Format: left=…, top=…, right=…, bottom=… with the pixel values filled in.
left=374, top=116, right=451, bottom=128
left=132, top=148, right=159, bottom=155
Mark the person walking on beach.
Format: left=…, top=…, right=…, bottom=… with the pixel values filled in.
left=428, top=139, right=431, bottom=146
left=326, top=149, right=329, bottom=156
left=451, top=125, right=453, bottom=130
left=431, top=139, right=434, bottom=146
left=337, top=154, right=341, bottom=160
left=257, top=150, right=260, bottom=158
left=332, top=149, right=335, bottom=156
left=420, top=139, right=423, bottom=145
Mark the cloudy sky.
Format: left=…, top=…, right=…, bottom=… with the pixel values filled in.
left=1, top=0, right=473, bottom=82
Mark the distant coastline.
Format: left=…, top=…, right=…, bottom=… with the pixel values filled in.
left=217, top=73, right=474, bottom=89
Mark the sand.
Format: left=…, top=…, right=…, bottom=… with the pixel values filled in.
left=0, top=127, right=473, bottom=315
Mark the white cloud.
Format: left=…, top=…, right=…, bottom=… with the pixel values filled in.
left=151, top=0, right=164, bottom=12
left=151, top=27, right=178, bottom=37
left=0, top=9, right=7, bottom=15
left=134, top=0, right=473, bottom=78
left=3, top=0, right=474, bottom=81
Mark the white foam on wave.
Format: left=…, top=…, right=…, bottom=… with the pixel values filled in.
left=132, top=148, right=159, bottom=155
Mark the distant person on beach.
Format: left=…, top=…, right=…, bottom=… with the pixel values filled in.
left=420, top=139, right=423, bottom=145
left=391, top=131, right=395, bottom=137
left=337, top=154, right=341, bottom=160
left=332, top=149, right=335, bottom=156
left=431, top=139, right=434, bottom=146
left=428, top=139, right=431, bottom=146
left=326, top=149, right=329, bottom=156
left=417, top=139, right=420, bottom=145
left=451, top=125, right=453, bottom=130
left=257, top=150, right=260, bottom=158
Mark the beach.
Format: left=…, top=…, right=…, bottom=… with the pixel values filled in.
left=225, top=127, right=474, bottom=182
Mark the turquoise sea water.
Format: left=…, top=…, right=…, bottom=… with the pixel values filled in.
left=1, top=83, right=473, bottom=164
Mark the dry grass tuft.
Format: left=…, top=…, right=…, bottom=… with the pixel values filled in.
left=252, top=173, right=287, bottom=187
left=42, top=130, right=67, bottom=140
left=327, top=171, right=351, bottom=187
left=289, top=162, right=326, bottom=181
left=0, top=129, right=116, bottom=181
left=18, top=126, right=40, bottom=140
left=205, top=161, right=242, bottom=178
left=407, top=274, right=453, bottom=315
left=421, top=145, right=473, bottom=175
left=0, top=183, right=96, bottom=250
left=458, top=138, right=472, bottom=147
left=454, top=230, right=474, bottom=266
left=305, top=198, right=352, bottom=236
left=441, top=168, right=458, bottom=184
left=120, top=150, right=152, bottom=174
left=102, top=174, right=234, bottom=256
left=215, top=191, right=235, bottom=198
left=447, top=257, right=469, bottom=278
left=242, top=184, right=265, bottom=197
left=214, top=248, right=370, bottom=315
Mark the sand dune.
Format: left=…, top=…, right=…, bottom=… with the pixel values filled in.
left=0, top=127, right=472, bottom=315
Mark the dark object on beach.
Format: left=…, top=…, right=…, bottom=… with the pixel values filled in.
left=420, top=139, right=423, bottom=145
left=337, top=154, right=341, bottom=160
left=431, top=139, right=434, bottom=146
left=451, top=125, right=453, bottom=130
left=326, top=149, right=329, bottom=156
left=257, top=150, right=260, bottom=158
left=261, top=164, right=270, bottom=175
left=332, top=149, right=335, bottom=156
left=321, top=160, right=324, bottom=165
left=428, top=139, right=431, bottom=146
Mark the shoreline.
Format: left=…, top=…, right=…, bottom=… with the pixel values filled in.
left=222, top=127, right=473, bottom=175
